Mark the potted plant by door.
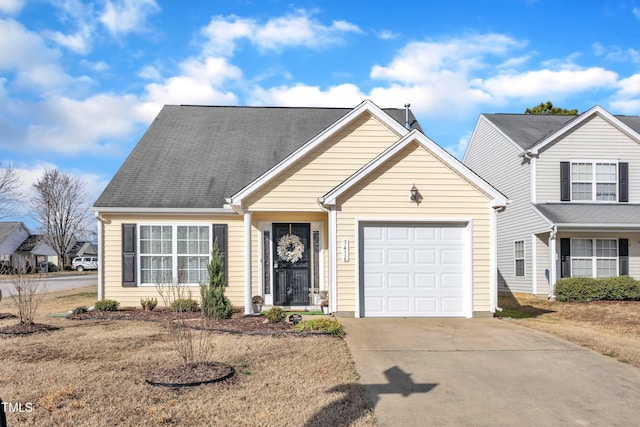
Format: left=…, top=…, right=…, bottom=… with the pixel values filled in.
left=319, top=290, right=330, bottom=315
left=252, top=295, right=264, bottom=314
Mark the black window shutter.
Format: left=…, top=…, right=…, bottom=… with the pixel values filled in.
left=122, top=224, right=137, bottom=287
left=619, top=163, right=629, bottom=203
left=619, top=238, right=629, bottom=276
left=213, top=224, right=228, bottom=285
left=560, top=238, right=571, bottom=278
left=560, top=162, right=570, bottom=201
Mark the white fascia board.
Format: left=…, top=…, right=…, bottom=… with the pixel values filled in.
left=92, top=206, right=238, bottom=215
left=227, top=99, right=410, bottom=207
left=529, top=105, right=640, bottom=155
left=322, top=129, right=508, bottom=208
left=554, top=223, right=640, bottom=229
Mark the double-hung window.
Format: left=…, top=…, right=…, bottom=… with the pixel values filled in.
left=139, top=224, right=211, bottom=285
left=571, top=238, right=617, bottom=278
left=514, top=240, right=525, bottom=277
left=570, top=161, right=617, bottom=201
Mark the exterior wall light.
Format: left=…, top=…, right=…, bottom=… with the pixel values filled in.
left=410, top=184, right=422, bottom=204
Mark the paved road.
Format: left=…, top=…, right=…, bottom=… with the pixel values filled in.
left=0, top=273, right=97, bottom=297
left=340, top=317, right=640, bottom=427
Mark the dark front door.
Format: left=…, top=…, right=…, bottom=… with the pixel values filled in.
left=273, top=223, right=310, bottom=306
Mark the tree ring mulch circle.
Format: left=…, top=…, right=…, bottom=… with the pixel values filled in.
left=0, top=323, right=59, bottom=335
left=146, top=361, right=235, bottom=388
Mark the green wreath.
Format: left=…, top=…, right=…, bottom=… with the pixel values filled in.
left=277, top=234, right=304, bottom=263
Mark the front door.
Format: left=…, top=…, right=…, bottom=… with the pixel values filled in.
left=273, top=223, right=310, bottom=306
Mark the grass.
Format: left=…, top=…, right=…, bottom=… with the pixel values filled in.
left=499, top=293, right=640, bottom=368
left=0, top=288, right=376, bottom=426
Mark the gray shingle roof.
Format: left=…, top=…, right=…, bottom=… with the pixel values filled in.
left=95, top=105, right=422, bottom=209
left=484, top=113, right=640, bottom=150
left=535, top=203, right=640, bottom=226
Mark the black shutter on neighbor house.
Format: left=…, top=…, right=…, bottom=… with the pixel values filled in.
left=122, top=224, right=137, bottom=287
left=560, top=162, right=571, bottom=202
left=213, top=224, right=228, bottom=285
left=619, top=239, right=629, bottom=276
left=619, top=163, right=629, bottom=203
left=560, top=238, right=571, bottom=278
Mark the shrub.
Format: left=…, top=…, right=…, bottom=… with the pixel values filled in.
left=263, top=307, right=287, bottom=323
left=170, top=298, right=199, bottom=312
left=556, top=276, right=640, bottom=302
left=140, top=297, right=158, bottom=311
left=200, top=243, right=233, bottom=319
left=295, top=318, right=345, bottom=337
left=94, top=299, right=120, bottom=312
left=72, top=306, right=88, bottom=315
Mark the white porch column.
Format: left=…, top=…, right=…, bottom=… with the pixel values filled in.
left=490, top=207, right=498, bottom=313
left=329, top=207, right=337, bottom=314
left=95, top=214, right=103, bottom=301
left=244, top=210, right=252, bottom=314
left=549, top=226, right=557, bottom=297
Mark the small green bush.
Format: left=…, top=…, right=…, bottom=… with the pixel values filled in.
left=94, top=299, right=120, bottom=312
left=140, top=297, right=158, bottom=311
left=556, top=276, right=640, bottom=302
left=295, top=318, right=345, bottom=337
left=72, top=306, right=88, bottom=315
left=263, top=307, right=287, bottom=323
left=170, top=298, right=199, bottom=312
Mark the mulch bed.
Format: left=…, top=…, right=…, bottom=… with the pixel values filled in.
left=0, top=322, right=60, bottom=335
left=146, top=361, right=235, bottom=388
left=67, top=308, right=297, bottom=334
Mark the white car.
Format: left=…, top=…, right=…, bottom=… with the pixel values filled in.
left=72, top=256, right=98, bottom=272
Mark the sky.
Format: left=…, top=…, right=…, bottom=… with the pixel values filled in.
left=2, top=0, right=640, bottom=228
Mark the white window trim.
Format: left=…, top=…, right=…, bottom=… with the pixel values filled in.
left=570, top=159, right=619, bottom=202
left=137, top=223, right=212, bottom=286
left=514, top=240, right=525, bottom=278
left=570, top=237, right=619, bottom=278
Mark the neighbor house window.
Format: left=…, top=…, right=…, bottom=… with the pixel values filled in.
left=139, top=224, right=211, bottom=285
left=514, top=240, right=525, bottom=277
left=571, top=238, right=617, bottom=278
left=571, top=162, right=617, bottom=201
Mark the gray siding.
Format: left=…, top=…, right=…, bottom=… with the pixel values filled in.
left=465, top=118, right=549, bottom=294
left=536, top=115, right=640, bottom=203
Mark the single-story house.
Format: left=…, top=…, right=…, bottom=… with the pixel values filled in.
left=15, top=234, right=57, bottom=272
left=0, top=222, right=30, bottom=272
left=93, top=100, right=507, bottom=318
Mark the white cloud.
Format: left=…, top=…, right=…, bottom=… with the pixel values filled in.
left=99, top=0, right=160, bottom=36
left=0, top=0, right=25, bottom=15
left=0, top=19, right=60, bottom=69
left=376, top=29, right=400, bottom=40
left=250, top=83, right=365, bottom=107
left=201, top=10, right=363, bottom=56
left=47, top=25, right=93, bottom=55
left=138, top=65, right=162, bottom=80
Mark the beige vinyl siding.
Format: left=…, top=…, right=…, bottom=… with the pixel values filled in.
left=100, top=214, right=245, bottom=307
left=537, top=115, right=640, bottom=203
left=464, top=117, right=549, bottom=294
left=245, top=113, right=402, bottom=210
left=335, top=142, right=495, bottom=314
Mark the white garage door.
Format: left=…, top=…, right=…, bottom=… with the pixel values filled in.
left=361, top=223, right=468, bottom=317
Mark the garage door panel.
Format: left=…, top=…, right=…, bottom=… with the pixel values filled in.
left=362, top=223, right=467, bottom=317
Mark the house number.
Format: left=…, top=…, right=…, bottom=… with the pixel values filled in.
left=342, top=239, right=349, bottom=262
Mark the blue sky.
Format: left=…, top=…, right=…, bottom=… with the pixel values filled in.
left=2, top=0, right=640, bottom=225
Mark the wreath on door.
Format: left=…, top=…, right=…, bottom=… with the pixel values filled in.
left=277, top=233, right=304, bottom=263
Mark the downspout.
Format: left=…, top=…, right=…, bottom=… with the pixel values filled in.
left=490, top=205, right=502, bottom=313
left=548, top=225, right=558, bottom=299
left=94, top=212, right=108, bottom=301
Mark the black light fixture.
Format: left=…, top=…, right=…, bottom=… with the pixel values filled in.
left=410, top=184, right=420, bottom=203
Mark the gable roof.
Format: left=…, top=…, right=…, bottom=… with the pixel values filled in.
left=0, top=222, right=30, bottom=243
left=94, top=102, right=422, bottom=211
left=320, top=129, right=507, bottom=208
left=482, top=106, right=640, bottom=152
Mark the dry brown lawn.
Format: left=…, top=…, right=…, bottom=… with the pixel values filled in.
left=0, top=288, right=376, bottom=426
left=499, top=293, right=640, bottom=368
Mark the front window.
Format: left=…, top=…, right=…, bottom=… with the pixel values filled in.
left=514, top=240, right=525, bottom=277
left=139, top=224, right=211, bottom=285
left=571, top=161, right=617, bottom=201
left=571, top=238, right=617, bottom=278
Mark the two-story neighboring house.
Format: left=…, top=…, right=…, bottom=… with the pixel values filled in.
left=464, top=105, right=640, bottom=297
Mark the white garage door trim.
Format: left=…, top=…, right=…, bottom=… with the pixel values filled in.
left=355, top=219, right=473, bottom=318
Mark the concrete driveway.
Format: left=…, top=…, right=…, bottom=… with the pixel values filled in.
left=340, top=318, right=640, bottom=426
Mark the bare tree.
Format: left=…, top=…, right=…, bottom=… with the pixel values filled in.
left=0, top=161, right=21, bottom=219
left=31, top=169, right=90, bottom=269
